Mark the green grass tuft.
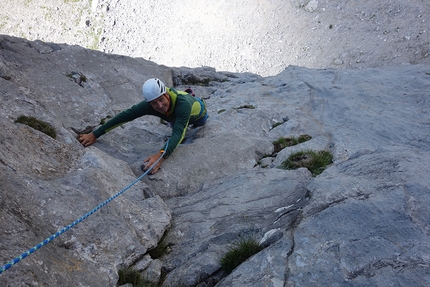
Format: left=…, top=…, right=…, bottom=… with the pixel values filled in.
left=280, top=149, right=333, bottom=176
left=15, top=115, right=57, bottom=139
left=273, top=134, right=312, bottom=152
left=220, top=238, right=262, bottom=274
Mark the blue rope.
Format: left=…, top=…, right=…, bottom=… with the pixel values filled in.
left=0, top=143, right=168, bottom=275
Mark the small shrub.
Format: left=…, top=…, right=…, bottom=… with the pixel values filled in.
left=280, top=149, right=333, bottom=176
left=15, top=115, right=57, bottom=139
left=273, top=134, right=312, bottom=152
left=220, top=238, right=262, bottom=274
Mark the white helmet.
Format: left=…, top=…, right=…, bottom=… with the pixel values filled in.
left=142, top=78, right=166, bottom=101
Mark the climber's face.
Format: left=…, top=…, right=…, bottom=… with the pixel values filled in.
left=150, top=93, right=170, bottom=114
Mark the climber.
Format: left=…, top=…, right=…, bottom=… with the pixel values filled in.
left=78, top=78, right=208, bottom=174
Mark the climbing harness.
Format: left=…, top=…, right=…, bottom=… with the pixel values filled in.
left=0, top=141, right=168, bottom=275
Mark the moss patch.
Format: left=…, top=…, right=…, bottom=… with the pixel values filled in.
left=273, top=134, right=312, bottom=152
left=280, top=149, right=333, bottom=176
left=15, top=115, right=57, bottom=139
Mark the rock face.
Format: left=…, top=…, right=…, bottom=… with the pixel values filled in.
left=1, top=34, right=430, bottom=286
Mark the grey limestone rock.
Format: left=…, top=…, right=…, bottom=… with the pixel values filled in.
left=1, top=34, right=429, bottom=286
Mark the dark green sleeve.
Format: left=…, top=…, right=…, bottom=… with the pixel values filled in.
left=93, top=101, right=151, bottom=138
left=162, top=100, right=192, bottom=158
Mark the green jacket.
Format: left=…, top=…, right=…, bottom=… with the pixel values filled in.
left=93, top=87, right=206, bottom=158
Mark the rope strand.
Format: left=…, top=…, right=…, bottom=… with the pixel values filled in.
left=0, top=142, right=168, bottom=275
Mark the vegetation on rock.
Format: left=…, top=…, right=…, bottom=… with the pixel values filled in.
left=273, top=134, right=312, bottom=152
left=280, top=149, right=333, bottom=176
left=15, top=115, right=57, bottom=139
left=220, top=237, right=262, bottom=274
